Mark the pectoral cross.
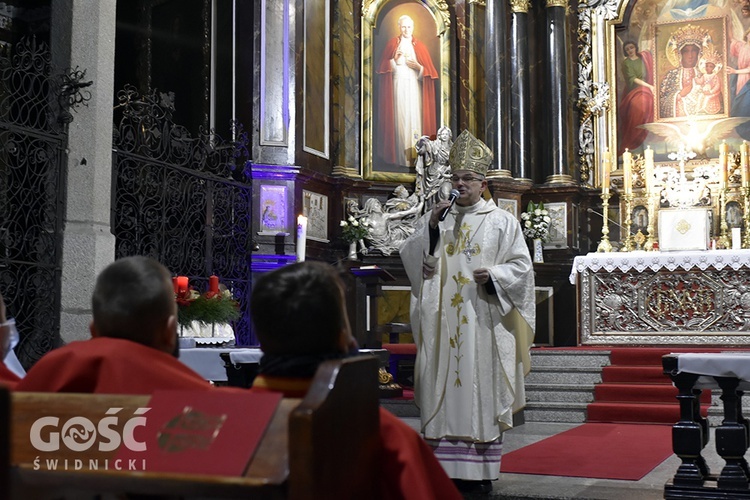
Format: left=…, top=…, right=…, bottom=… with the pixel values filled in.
left=462, top=245, right=479, bottom=262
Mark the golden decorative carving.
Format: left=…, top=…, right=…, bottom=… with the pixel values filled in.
left=546, top=0, right=567, bottom=8
left=510, top=0, right=531, bottom=13
left=378, top=367, right=394, bottom=384
left=468, top=0, right=487, bottom=5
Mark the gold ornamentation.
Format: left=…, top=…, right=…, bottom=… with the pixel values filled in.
left=449, top=272, right=472, bottom=387
left=546, top=0, right=567, bottom=7
left=676, top=219, right=691, bottom=234
left=666, top=24, right=712, bottom=68
left=446, top=221, right=483, bottom=261
left=378, top=367, right=394, bottom=384
left=449, top=130, right=493, bottom=176
left=510, top=0, right=531, bottom=13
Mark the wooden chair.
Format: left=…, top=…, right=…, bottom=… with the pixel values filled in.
left=7, top=355, right=380, bottom=499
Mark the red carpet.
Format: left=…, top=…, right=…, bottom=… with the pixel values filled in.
left=501, top=423, right=672, bottom=480
left=587, top=347, right=712, bottom=424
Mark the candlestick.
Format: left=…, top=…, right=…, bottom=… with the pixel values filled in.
left=719, top=188, right=730, bottom=249
left=176, top=276, right=189, bottom=294
left=601, top=148, right=611, bottom=194
left=297, top=215, right=308, bottom=262
left=644, top=146, right=654, bottom=196
left=743, top=141, right=750, bottom=187
left=209, top=275, right=219, bottom=294
left=644, top=191, right=659, bottom=251
left=720, top=141, right=729, bottom=189
left=597, top=190, right=613, bottom=253
left=744, top=187, right=750, bottom=249
left=622, top=149, right=632, bottom=195
left=621, top=194, right=634, bottom=252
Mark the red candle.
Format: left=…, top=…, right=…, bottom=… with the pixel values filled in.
left=172, top=277, right=178, bottom=294
left=176, top=276, right=189, bottom=293
left=209, top=275, right=219, bottom=293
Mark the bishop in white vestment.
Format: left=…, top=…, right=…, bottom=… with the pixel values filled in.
left=400, top=130, right=535, bottom=484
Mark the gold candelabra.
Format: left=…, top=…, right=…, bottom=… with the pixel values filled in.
left=743, top=187, right=750, bottom=249
left=621, top=194, right=634, bottom=252
left=597, top=191, right=613, bottom=253
left=644, top=191, right=658, bottom=251
left=719, top=188, right=730, bottom=249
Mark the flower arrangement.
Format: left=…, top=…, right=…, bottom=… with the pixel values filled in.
left=340, top=216, right=370, bottom=243
left=174, top=275, right=240, bottom=328
left=520, top=201, right=551, bottom=242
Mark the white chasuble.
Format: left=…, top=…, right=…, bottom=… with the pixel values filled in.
left=400, top=199, right=536, bottom=478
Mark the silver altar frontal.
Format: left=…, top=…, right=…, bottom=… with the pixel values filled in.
left=570, top=250, right=750, bottom=345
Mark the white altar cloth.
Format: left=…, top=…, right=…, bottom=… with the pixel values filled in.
left=674, top=352, right=750, bottom=390
left=179, top=347, right=264, bottom=382
left=569, top=249, right=750, bottom=285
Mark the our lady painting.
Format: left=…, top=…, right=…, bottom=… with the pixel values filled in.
left=616, top=0, right=750, bottom=158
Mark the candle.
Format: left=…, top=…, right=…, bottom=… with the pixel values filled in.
left=720, top=141, right=729, bottom=188
left=601, top=148, right=611, bottom=194
left=622, top=149, right=632, bottom=195
left=743, top=141, right=750, bottom=187
left=297, top=215, right=308, bottom=262
left=644, top=146, right=654, bottom=195
left=176, top=276, right=189, bottom=294
left=209, top=275, right=219, bottom=293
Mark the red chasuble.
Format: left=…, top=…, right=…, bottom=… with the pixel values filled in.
left=16, top=337, right=212, bottom=394
left=0, top=361, right=20, bottom=389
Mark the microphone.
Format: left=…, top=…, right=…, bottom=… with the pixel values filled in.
left=587, top=208, right=625, bottom=230
left=439, top=189, right=461, bottom=221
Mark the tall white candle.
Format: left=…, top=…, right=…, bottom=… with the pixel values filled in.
left=297, top=215, right=308, bottom=262
left=601, top=148, right=611, bottom=194
left=644, top=146, right=654, bottom=195
left=622, top=149, right=632, bottom=195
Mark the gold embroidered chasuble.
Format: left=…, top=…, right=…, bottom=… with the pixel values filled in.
left=400, top=198, right=536, bottom=442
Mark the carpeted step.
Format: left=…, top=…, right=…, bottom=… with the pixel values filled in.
left=609, top=347, right=750, bottom=366
left=601, top=365, right=671, bottom=384
left=587, top=402, right=709, bottom=425
left=594, top=383, right=712, bottom=404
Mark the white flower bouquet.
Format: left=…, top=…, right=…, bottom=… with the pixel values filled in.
left=340, top=217, right=370, bottom=243
left=520, top=201, right=551, bottom=242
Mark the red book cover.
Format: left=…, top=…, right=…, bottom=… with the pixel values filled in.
left=115, top=390, right=282, bottom=476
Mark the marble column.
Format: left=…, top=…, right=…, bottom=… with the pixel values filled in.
left=510, top=0, right=532, bottom=183
left=485, top=0, right=511, bottom=177
left=545, top=0, right=574, bottom=184
left=51, top=0, right=117, bottom=342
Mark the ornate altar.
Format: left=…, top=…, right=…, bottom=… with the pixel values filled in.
left=570, top=249, right=750, bottom=345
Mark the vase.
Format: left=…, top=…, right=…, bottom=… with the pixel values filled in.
left=532, top=238, right=544, bottom=263
left=347, top=241, right=358, bottom=260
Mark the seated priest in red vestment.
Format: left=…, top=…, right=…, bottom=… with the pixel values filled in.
left=16, top=256, right=212, bottom=394
left=249, top=261, right=461, bottom=500
left=0, top=292, right=21, bottom=388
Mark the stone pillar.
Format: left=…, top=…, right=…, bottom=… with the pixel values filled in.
left=484, top=0, right=511, bottom=177
left=51, top=0, right=117, bottom=342
left=510, top=0, right=532, bottom=183
left=545, top=0, right=574, bottom=184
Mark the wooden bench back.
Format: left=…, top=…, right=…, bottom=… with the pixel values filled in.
left=5, top=355, right=380, bottom=499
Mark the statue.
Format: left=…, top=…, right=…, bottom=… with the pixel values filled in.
left=415, top=126, right=453, bottom=211
left=346, top=185, right=424, bottom=256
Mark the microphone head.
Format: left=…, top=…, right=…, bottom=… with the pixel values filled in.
left=449, top=189, right=460, bottom=200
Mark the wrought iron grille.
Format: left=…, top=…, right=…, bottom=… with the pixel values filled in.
left=112, top=85, right=255, bottom=345
left=0, top=37, right=91, bottom=369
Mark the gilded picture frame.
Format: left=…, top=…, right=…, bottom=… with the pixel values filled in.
left=577, top=0, right=750, bottom=186
left=361, top=0, right=451, bottom=182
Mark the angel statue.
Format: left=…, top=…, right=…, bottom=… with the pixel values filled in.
left=415, top=126, right=453, bottom=211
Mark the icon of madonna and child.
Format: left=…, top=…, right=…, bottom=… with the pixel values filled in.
left=616, top=0, right=750, bottom=159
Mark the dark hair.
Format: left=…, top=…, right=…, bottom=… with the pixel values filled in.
left=622, top=41, right=638, bottom=57
left=251, top=262, right=347, bottom=356
left=91, top=256, right=175, bottom=347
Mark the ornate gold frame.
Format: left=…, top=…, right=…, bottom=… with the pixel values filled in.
left=361, top=0, right=452, bottom=182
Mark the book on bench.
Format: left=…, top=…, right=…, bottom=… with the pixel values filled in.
left=115, top=390, right=282, bottom=476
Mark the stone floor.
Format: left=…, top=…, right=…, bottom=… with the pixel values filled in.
left=400, top=418, right=724, bottom=500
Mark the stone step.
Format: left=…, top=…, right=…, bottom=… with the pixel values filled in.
left=525, top=383, right=595, bottom=404
left=525, top=365, right=603, bottom=385
left=530, top=350, right=611, bottom=368
left=523, top=401, right=588, bottom=424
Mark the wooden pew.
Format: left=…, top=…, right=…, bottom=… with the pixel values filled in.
left=6, top=355, right=380, bottom=499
